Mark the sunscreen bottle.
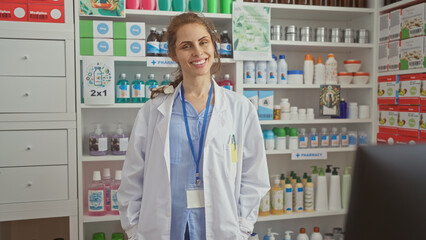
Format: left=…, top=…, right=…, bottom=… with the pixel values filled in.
left=295, top=177, right=304, bottom=212
left=329, top=167, right=342, bottom=210
left=315, top=168, right=328, bottom=211
left=284, top=178, right=293, bottom=214
left=341, top=166, right=352, bottom=209
left=304, top=176, right=314, bottom=212
left=270, top=175, right=284, bottom=215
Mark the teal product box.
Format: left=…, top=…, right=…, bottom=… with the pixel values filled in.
left=113, top=22, right=146, bottom=40
left=80, top=38, right=113, bottom=56
left=243, top=90, right=258, bottom=112
left=258, top=90, right=274, bottom=120
left=113, top=40, right=146, bottom=57
left=80, top=20, right=113, bottom=39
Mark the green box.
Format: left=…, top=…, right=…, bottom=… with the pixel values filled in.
left=113, top=39, right=126, bottom=56
left=80, top=20, right=94, bottom=38
left=113, top=22, right=127, bottom=39
left=80, top=38, right=94, bottom=56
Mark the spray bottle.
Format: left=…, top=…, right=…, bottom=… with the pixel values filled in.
left=315, top=168, right=328, bottom=211
left=341, top=166, right=352, bottom=209
left=329, top=167, right=341, bottom=210
left=270, top=175, right=284, bottom=215
left=284, top=231, right=294, bottom=240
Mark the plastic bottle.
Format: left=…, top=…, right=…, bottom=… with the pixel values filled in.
left=256, top=61, right=267, bottom=84
left=295, top=177, right=304, bottom=212
left=284, top=231, right=294, bottom=240
left=284, top=178, right=293, bottom=214
left=220, top=30, right=233, bottom=58
left=280, top=173, right=286, bottom=187
left=341, top=166, right=352, bottom=209
left=330, top=127, right=340, bottom=147
left=116, top=73, right=130, bottom=103
left=304, top=176, right=314, bottom=212
left=244, top=61, right=256, bottom=84
left=269, top=233, right=279, bottom=240
left=298, top=128, right=308, bottom=149
left=320, top=128, right=330, bottom=148
left=221, top=74, right=234, bottom=91
left=311, top=166, right=319, bottom=191
left=264, top=228, right=274, bottom=240
left=278, top=55, right=288, bottom=84
left=111, top=123, right=129, bottom=155
left=220, top=0, right=232, bottom=13
left=311, top=227, right=323, bottom=240
left=329, top=167, right=342, bottom=210
left=340, top=127, right=349, bottom=147
left=297, top=228, right=309, bottom=240
left=127, top=0, right=141, bottom=9
left=315, top=168, right=328, bottom=211
left=131, top=73, right=145, bottom=103
left=89, top=124, right=108, bottom=156
left=325, top=54, right=338, bottom=84
left=145, top=74, right=158, bottom=100
left=314, top=56, right=326, bottom=84
left=267, top=54, right=278, bottom=84
left=158, top=0, right=171, bottom=10
left=310, top=128, right=319, bottom=148
left=325, top=164, right=332, bottom=191
left=290, top=106, right=298, bottom=120
left=102, top=168, right=113, bottom=212
left=161, top=73, right=171, bottom=86
left=188, top=0, right=203, bottom=12
left=304, top=54, right=314, bottom=85
left=302, top=172, right=308, bottom=185
left=159, top=28, right=168, bottom=56
left=88, top=171, right=107, bottom=216
left=142, top=0, right=156, bottom=10
left=207, top=0, right=218, bottom=13
left=259, top=190, right=270, bottom=216
left=289, top=128, right=298, bottom=150
left=280, top=98, right=291, bottom=120
left=339, top=99, right=347, bottom=118
left=264, top=130, right=275, bottom=150
left=147, top=27, right=160, bottom=56
left=172, top=0, right=187, bottom=11
left=270, top=176, right=284, bottom=215
left=110, top=170, right=121, bottom=215
left=276, top=128, right=287, bottom=150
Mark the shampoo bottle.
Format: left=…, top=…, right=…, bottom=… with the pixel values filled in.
left=311, top=227, right=323, bottom=240
left=102, top=168, right=113, bottom=212
left=111, top=123, right=129, bottom=155
left=315, top=168, right=328, bottom=211
left=259, top=190, right=270, bottom=216
left=158, top=0, right=171, bottom=10
left=88, top=171, right=107, bottom=216
left=284, top=178, right=293, bottom=214
left=304, top=176, right=314, bottom=212
left=295, top=177, right=304, bottom=212
left=284, top=231, right=294, bottom=240
left=302, top=172, right=308, bottom=185
left=325, top=164, right=332, bottom=189
left=110, top=170, right=121, bottom=215
left=116, top=73, right=130, bottom=103
left=89, top=124, right=108, bottom=156
left=172, top=0, right=187, bottom=11
left=188, top=0, right=203, bottom=12
left=341, top=166, right=352, bottom=209
left=207, top=0, right=217, bottom=13
left=311, top=166, right=319, bottom=191
left=329, top=167, right=342, bottom=210
left=270, top=176, right=284, bottom=215
left=296, top=228, right=309, bottom=240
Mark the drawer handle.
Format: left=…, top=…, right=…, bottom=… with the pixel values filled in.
left=23, top=55, right=29, bottom=60
left=27, top=181, right=33, bottom=187
left=26, top=146, right=32, bottom=150
left=24, top=92, right=30, bottom=97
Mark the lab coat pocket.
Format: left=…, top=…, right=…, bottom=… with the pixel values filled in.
left=223, top=144, right=237, bottom=180
left=170, top=122, right=183, bottom=164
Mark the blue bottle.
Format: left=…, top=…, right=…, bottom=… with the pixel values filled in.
left=116, top=73, right=130, bottom=103
left=340, top=98, right=347, bottom=118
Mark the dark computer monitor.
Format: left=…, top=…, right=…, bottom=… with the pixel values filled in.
left=345, top=144, right=426, bottom=240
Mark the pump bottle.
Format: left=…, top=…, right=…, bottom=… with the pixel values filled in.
left=89, top=124, right=108, bottom=156
left=325, top=164, right=332, bottom=191
left=296, top=228, right=309, bottom=240
left=264, top=228, right=278, bottom=240
left=315, top=168, right=328, bottom=211
left=284, top=231, right=294, bottom=240
left=304, top=176, right=314, bottom=212
left=111, top=123, right=129, bottom=155
left=341, top=166, right=352, bottom=209
left=259, top=190, right=270, bottom=216
left=311, top=166, right=319, bottom=191
left=329, top=167, right=342, bottom=210
left=284, top=178, right=293, bottom=214
left=270, top=175, right=284, bottom=215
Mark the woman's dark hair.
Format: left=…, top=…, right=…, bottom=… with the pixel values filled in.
left=151, top=12, right=221, bottom=98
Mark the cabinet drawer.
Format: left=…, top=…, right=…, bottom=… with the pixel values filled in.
left=0, top=130, right=68, bottom=167
left=0, top=165, right=68, bottom=204
left=0, top=39, right=65, bottom=77
left=0, top=77, right=66, bottom=113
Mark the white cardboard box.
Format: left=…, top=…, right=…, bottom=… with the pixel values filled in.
left=401, top=3, right=426, bottom=39
left=378, top=42, right=389, bottom=72
left=379, top=13, right=390, bottom=43
left=94, top=39, right=113, bottom=56
left=400, top=36, right=425, bottom=70
left=388, top=40, right=401, bottom=72
left=390, top=9, right=402, bottom=41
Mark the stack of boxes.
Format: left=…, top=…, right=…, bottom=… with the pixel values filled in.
left=80, top=20, right=146, bottom=57
left=243, top=90, right=273, bottom=120
left=0, top=0, right=64, bottom=23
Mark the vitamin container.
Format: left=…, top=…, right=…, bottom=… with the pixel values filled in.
left=337, top=72, right=353, bottom=84
left=287, top=70, right=304, bottom=84
left=271, top=25, right=283, bottom=40
left=330, top=28, right=342, bottom=43
left=353, top=72, right=369, bottom=84
left=359, top=105, right=370, bottom=119
left=343, top=28, right=354, bottom=43
left=348, top=102, right=358, bottom=119
left=344, top=60, right=361, bottom=72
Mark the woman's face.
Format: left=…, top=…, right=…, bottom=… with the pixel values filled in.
left=173, top=23, right=215, bottom=79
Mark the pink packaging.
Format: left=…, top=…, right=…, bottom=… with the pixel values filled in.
left=28, top=0, right=64, bottom=5
left=377, top=132, right=397, bottom=145
left=126, top=0, right=142, bottom=9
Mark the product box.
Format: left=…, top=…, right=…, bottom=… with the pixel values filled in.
left=398, top=73, right=422, bottom=105
left=28, top=3, right=64, bottom=23
left=80, top=20, right=113, bottom=39
left=390, top=9, right=402, bottom=41
left=378, top=42, right=389, bottom=72
left=80, top=38, right=113, bottom=56
left=400, top=36, right=425, bottom=70
left=396, top=135, right=421, bottom=144
left=377, top=132, right=397, bottom=145
left=0, top=0, right=27, bottom=3
left=0, top=3, right=27, bottom=22
left=398, top=105, right=420, bottom=137
left=113, top=22, right=145, bottom=40
left=422, top=74, right=426, bottom=106
left=258, top=90, right=273, bottom=120
left=28, top=0, right=64, bottom=5
left=378, top=75, right=398, bottom=105
left=378, top=105, right=399, bottom=134
left=379, top=13, right=390, bottom=43
left=420, top=106, right=426, bottom=139
left=401, top=3, right=425, bottom=39
left=243, top=90, right=259, bottom=112
left=113, top=39, right=145, bottom=57
left=388, top=40, right=401, bottom=72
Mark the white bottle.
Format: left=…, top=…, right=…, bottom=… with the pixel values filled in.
left=290, top=106, right=298, bottom=120
left=307, top=108, right=315, bottom=120
left=270, top=233, right=279, bottom=240
left=341, top=127, right=349, bottom=147
left=298, top=108, right=307, bottom=120
left=255, top=61, right=267, bottom=84
left=294, top=177, right=304, bottom=212
left=304, top=176, right=315, bottom=212
left=280, top=98, right=291, bottom=120
left=310, top=128, right=319, bottom=148
left=311, top=166, right=319, bottom=192
left=278, top=54, right=288, bottom=84
left=315, top=168, right=328, bottom=211
left=289, top=128, right=299, bottom=150
left=325, top=53, right=338, bottom=84
left=314, top=57, right=326, bottom=84
left=284, top=231, right=294, bottom=240
left=330, top=127, right=340, bottom=147
left=267, top=54, right=278, bottom=84
left=244, top=61, right=256, bottom=84
left=311, top=227, right=323, bottom=240
left=329, top=167, right=342, bottom=210
left=304, top=54, right=314, bottom=85
left=341, top=166, right=352, bottom=209
left=325, top=164, right=332, bottom=192
left=284, top=178, right=293, bottom=213
left=297, top=228, right=310, bottom=240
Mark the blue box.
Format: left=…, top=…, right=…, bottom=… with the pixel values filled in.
left=258, top=90, right=274, bottom=120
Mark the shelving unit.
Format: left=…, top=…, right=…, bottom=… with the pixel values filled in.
left=257, top=210, right=348, bottom=222
left=243, top=84, right=373, bottom=89
left=266, top=147, right=357, bottom=155
left=260, top=119, right=373, bottom=125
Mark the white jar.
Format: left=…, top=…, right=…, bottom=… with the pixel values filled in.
left=359, top=105, right=370, bottom=119
left=276, top=137, right=287, bottom=150
left=287, top=70, right=304, bottom=84
left=307, top=108, right=315, bottom=120
left=281, top=112, right=291, bottom=120
left=298, top=108, right=307, bottom=120
left=280, top=98, right=291, bottom=113
left=348, top=102, right=358, bottom=119
left=290, top=106, right=298, bottom=120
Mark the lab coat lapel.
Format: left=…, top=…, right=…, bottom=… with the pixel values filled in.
left=205, top=81, right=227, bottom=145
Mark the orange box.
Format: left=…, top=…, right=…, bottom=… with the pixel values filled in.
left=28, top=0, right=64, bottom=5
left=28, top=3, right=63, bottom=23
left=0, top=2, right=27, bottom=22
left=377, top=132, right=397, bottom=145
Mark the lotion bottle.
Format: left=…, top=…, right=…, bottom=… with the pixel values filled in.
left=89, top=124, right=108, bottom=156
left=329, top=167, right=342, bottom=210
left=310, top=227, right=323, bottom=240
left=311, top=166, right=319, bottom=191
left=296, top=228, right=309, bottom=240
left=110, top=170, right=121, bottom=215
left=325, top=53, right=338, bottom=84
left=303, top=54, right=314, bottom=84
left=284, top=231, right=294, bottom=240
left=341, top=166, right=352, bottom=209
left=304, top=176, right=314, bottom=212
left=270, top=175, right=284, bottom=215
left=295, top=177, right=304, bottom=212
left=111, top=123, right=129, bottom=155
left=88, top=171, right=106, bottom=216
left=325, top=164, right=332, bottom=191
left=259, top=190, right=270, bottom=216
left=284, top=178, right=293, bottom=214
left=264, top=228, right=272, bottom=240
left=315, top=168, right=328, bottom=211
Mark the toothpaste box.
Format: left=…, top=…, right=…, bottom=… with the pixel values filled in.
left=113, top=22, right=146, bottom=40
left=378, top=105, right=399, bottom=134
left=388, top=40, right=401, bottom=72
left=80, top=20, right=113, bottom=39
left=113, top=39, right=146, bottom=57
left=398, top=73, right=422, bottom=105
left=258, top=90, right=273, bottom=120
left=379, top=13, right=390, bottom=43
left=28, top=0, right=64, bottom=5
left=400, top=36, right=425, bottom=70
left=0, top=3, right=27, bottom=22
left=80, top=38, right=113, bottom=56
left=28, top=3, right=64, bottom=23
left=396, top=135, right=421, bottom=144
left=378, top=42, right=389, bottom=72
left=377, top=132, right=397, bottom=145
left=401, top=3, right=425, bottom=39
left=378, top=75, right=398, bottom=105
left=390, top=9, right=402, bottom=41
left=243, top=90, right=259, bottom=112
left=398, top=105, right=420, bottom=137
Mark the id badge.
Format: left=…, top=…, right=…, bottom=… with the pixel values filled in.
left=186, top=185, right=205, bottom=209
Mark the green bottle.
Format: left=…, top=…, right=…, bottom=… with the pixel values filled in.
left=131, top=73, right=145, bottom=103
left=116, top=73, right=130, bottom=103
left=145, top=74, right=158, bottom=102
left=172, top=0, right=187, bottom=12
left=92, top=232, right=105, bottom=240
left=189, top=0, right=204, bottom=12
left=111, top=232, right=124, bottom=240
left=220, top=0, right=232, bottom=14
left=160, top=73, right=171, bottom=86
left=207, top=0, right=217, bottom=13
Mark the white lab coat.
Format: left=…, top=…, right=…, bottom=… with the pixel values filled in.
left=118, top=80, right=270, bottom=240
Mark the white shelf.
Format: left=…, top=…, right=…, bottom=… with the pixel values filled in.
left=81, top=155, right=125, bottom=162
left=83, top=215, right=120, bottom=223
left=80, top=103, right=144, bottom=109
left=257, top=209, right=347, bottom=222
left=260, top=118, right=372, bottom=125
left=243, top=84, right=372, bottom=89
left=0, top=21, right=74, bottom=40
left=380, top=0, right=423, bottom=13
left=377, top=68, right=425, bottom=77
left=271, top=40, right=374, bottom=52
left=266, top=147, right=356, bottom=155
left=80, top=56, right=235, bottom=63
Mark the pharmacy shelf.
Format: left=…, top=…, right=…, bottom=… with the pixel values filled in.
left=260, top=119, right=372, bottom=125
left=379, top=0, right=423, bottom=13
left=80, top=104, right=144, bottom=109
left=271, top=40, right=374, bottom=52
left=83, top=215, right=120, bottom=223
left=0, top=21, right=74, bottom=40
left=81, top=155, right=125, bottom=162
left=257, top=209, right=347, bottom=222
left=79, top=56, right=235, bottom=63
left=243, top=84, right=373, bottom=89
left=377, top=68, right=426, bottom=77
left=266, top=147, right=357, bottom=155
